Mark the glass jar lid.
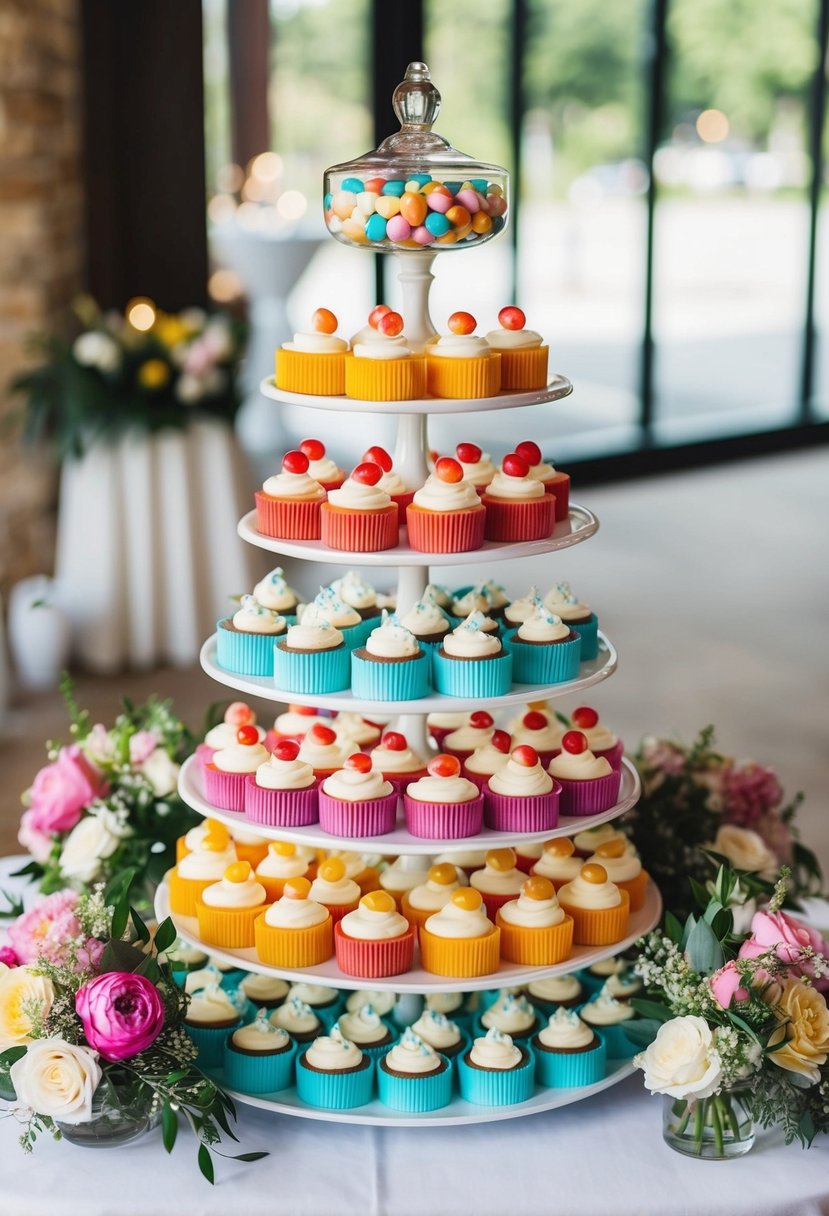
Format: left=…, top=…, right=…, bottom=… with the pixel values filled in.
left=323, top=62, right=509, bottom=253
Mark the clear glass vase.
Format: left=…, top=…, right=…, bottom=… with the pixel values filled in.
left=57, top=1083, right=160, bottom=1149
left=662, top=1090, right=755, bottom=1160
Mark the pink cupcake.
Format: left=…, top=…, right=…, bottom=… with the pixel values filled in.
left=334, top=891, right=416, bottom=978
left=483, top=745, right=561, bottom=833
left=547, top=731, right=622, bottom=817
left=426, top=710, right=469, bottom=749
left=197, top=701, right=265, bottom=769
left=481, top=451, right=556, bottom=543
left=203, top=726, right=271, bottom=812
left=298, top=722, right=359, bottom=779
left=406, top=457, right=485, bottom=553
left=320, top=462, right=399, bottom=552
left=462, top=729, right=512, bottom=791
left=244, top=739, right=320, bottom=827
left=403, top=755, right=484, bottom=840
left=469, top=848, right=526, bottom=920
left=369, top=730, right=428, bottom=796
left=443, top=710, right=495, bottom=763
left=568, top=706, right=624, bottom=769
left=507, top=710, right=563, bottom=768
left=265, top=703, right=326, bottom=750
left=255, top=449, right=326, bottom=540
left=362, top=445, right=414, bottom=525
left=318, top=752, right=399, bottom=837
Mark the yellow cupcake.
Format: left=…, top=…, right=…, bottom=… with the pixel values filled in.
left=168, top=823, right=237, bottom=917
left=556, top=864, right=630, bottom=947
left=254, top=877, right=333, bottom=967
left=419, top=888, right=501, bottom=977
left=275, top=308, right=348, bottom=396
left=495, top=876, right=574, bottom=965
left=195, top=861, right=270, bottom=949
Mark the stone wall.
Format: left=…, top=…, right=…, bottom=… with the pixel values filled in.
left=0, top=0, right=84, bottom=600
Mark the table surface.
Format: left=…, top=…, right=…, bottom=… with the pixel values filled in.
left=2, top=859, right=828, bottom=1216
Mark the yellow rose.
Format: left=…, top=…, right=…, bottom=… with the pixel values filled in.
left=0, top=966, right=55, bottom=1050
left=137, top=358, right=170, bottom=389
left=152, top=312, right=190, bottom=348
left=768, top=979, right=829, bottom=1083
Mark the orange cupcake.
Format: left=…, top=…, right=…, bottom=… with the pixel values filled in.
left=419, top=888, right=501, bottom=978
left=320, top=462, right=399, bottom=552
left=254, top=876, right=333, bottom=968
left=195, top=861, right=270, bottom=949
left=495, top=876, right=574, bottom=965
left=255, top=841, right=312, bottom=903
left=255, top=449, right=326, bottom=540
left=483, top=306, right=549, bottom=392
left=275, top=307, right=348, bottom=396
left=406, top=457, right=485, bottom=554
left=556, top=863, right=630, bottom=947
left=586, top=839, right=649, bottom=912
left=426, top=311, right=501, bottom=399
left=345, top=308, right=426, bottom=400
left=168, top=822, right=238, bottom=917
left=400, top=862, right=462, bottom=933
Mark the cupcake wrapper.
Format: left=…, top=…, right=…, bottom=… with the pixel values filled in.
left=497, top=346, right=549, bottom=392
left=459, top=768, right=492, bottom=792
left=594, top=739, right=625, bottom=770
left=432, top=650, right=512, bottom=698
left=495, top=912, right=574, bottom=966
left=223, top=1038, right=297, bottom=1094
left=556, top=768, right=622, bottom=817
left=203, top=764, right=250, bottom=812
left=295, top=1055, right=375, bottom=1109
left=616, top=869, right=649, bottom=913
left=256, top=875, right=292, bottom=903
left=543, top=472, right=570, bottom=521
left=344, top=352, right=427, bottom=401
left=457, top=1047, right=534, bottom=1105
left=216, top=620, right=283, bottom=678
left=426, top=352, right=502, bottom=399
left=275, top=348, right=345, bottom=396
left=317, top=789, right=399, bottom=837
left=593, top=1024, right=638, bottom=1059
left=483, top=786, right=561, bottom=833
left=481, top=494, right=556, bottom=543
left=196, top=743, right=216, bottom=769
left=405, top=504, right=486, bottom=553
left=478, top=890, right=520, bottom=921
left=569, top=614, right=599, bottom=661
left=254, top=492, right=323, bottom=541
left=502, top=629, right=582, bottom=685
left=196, top=900, right=267, bottom=950
left=334, top=922, right=415, bottom=977
left=273, top=642, right=351, bottom=694
left=558, top=889, right=630, bottom=946
left=185, top=1020, right=242, bottom=1069
left=514, top=849, right=542, bottom=874
left=320, top=503, right=399, bottom=552
left=319, top=899, right=360, bottom=925
left=253, top=911, right=334, bottom=967
left=167, top=872, right=214, bottom=918
left=390, top=490, right=416, bottom=527
left=244, top=776, right=320, bottom=827
left=403, top=792, right=484, bottom=839
left=534, top=1038, right=606, bottom=1088
left=350, top=651, right=431, bottom=701
left=377, top=1058, right=453, bottom=1112
left=234, top=842, right=269, bottom=869
left=419, top=925, right=501, bottom=978
left=443, top=745, right=477, bottom=763
left=399, top=893, right=442, bottom=933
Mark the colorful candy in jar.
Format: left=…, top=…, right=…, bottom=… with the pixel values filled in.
left=324, top=177, right=507, bottom=250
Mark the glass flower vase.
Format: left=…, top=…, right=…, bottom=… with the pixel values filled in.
left=662, top=1090, right=754, bottom=1160
left=57, top=1081, right=160, bottom=1149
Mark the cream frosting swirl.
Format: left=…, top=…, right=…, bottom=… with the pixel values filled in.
left=186, top=984, right=240, bottom=1025
left=580, top=985, right=635, bottom=1026
left=183, top=963, right=223, bottom=993
left=177, top=843, right=238, bottom=880
left=606, top=971, right=643, bottom=999
left=231, top=595, right=286, bottom=635
left=308, top=870, right=360, bottom=906
left=548, top=748, right=612, bottom=781
left=543, top=582, right=591, bottom=621
left=231, top=1010, right=290, bottom=1053
left=487, top=470, right=545, bottom=501
left=241, top=974, right=290, bottom=1003
left=307, top=455, right=344, bottom=485
left=498, top=889, right=565, bottom=928
left=585, top=850, right=642, bottom=883
left=404, top=773, right=479, bottom=804
left=398, top=598, right=451, bottom=638
left=573, top=825, right=627, bottom=853
left=481, top=993, right=536, bottom=1035
left=488, top=756, right=553, bottom=796
left=332, top=713, right=380, bottom=745
left=557, top=870, right=622, bottom=910
left=411, top=474, right=480, bottom=512
left=339, top=901, right=409, bottom=941
left=577, top=719, right=618, bottom=751
left=442, top=613, right=502, bottom=658
left=385, top=1027, right=442, bottom=1074
left=261, top=469, right=325, bottom=501
left=204, top=718, right=264, bottom=750
left=537, top=1008, right=595, bottom=1050
left=264, top=893, right=329, bottom=929
left=411, top=1009, right=462, bottom=1050
left=503, top=587, right=538, bottom=624
left=255, top=754, right=316, bottom=791
left=425, top=992, right=464, bottom=1015
left=253, top=568, right=298, bottom=612
left=483, top=327, right=543, bottom=350
left=406, top=874, right=461, bottom=911
left=377, top=469, right=409, bottom=495
left=345, top=990, right=397, bottom=1016
left=331, top=571, right=378, bottom=611
left=510, top=716, right=563, bottom=751
left=256, top=846, right=310, bottom=879
left=371, top=742, right=426, bottom=775
left=379, top=855, right=431, bottom=894
left=527, top=975, right=582, bottom=1004
left=288, top=983, right=338, bottom=1006
left=451, top=587, right=490, bottom=616
left=301, top=589, right=361, bottom=630
left=327, top=477, right=392, bottom=512
left=213, top=740, right=270, bottom=774
left=468, top=1028, right=523, bottom=1070
left=444, top=721, right=494, bottom=751
left=515, top=602, right=570, bottom=643
left=424, top=899, right=492, bottom=940
left=270, top=996, right=320, bottom=1035
left=202, top=870, right=266, bottom=908
left=284, top=331, right=348, bottom=354
left=431, top=334, right=491, bottom=358
left=423, top=584, right=453, bottom=610
left=273, top=710, right=326, bottom=737
left=470, top=860, right=524, bottom=897
left=464, top=742, right=511, bottom=777
left=529, top=460, right=557, bottom=480
left=322, top=766, right=393, bottom=802
left=353, top=340, right=414, bottom=361
left=336, top=1004, right=388, bottom=1045
left=284, top=621, right=344, bottom=652
left=531, top=847, right=582, bottom=884
left=457, top=452, right=496, bottom=486
left=364, top=613, right=421, bottom=659
left=298, top=733, right=358, bottom=769
left=304, top=1026, right=363, bottom=1071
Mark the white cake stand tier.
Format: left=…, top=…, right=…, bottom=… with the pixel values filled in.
left=178, top=753, right=640, bottom=855
left=155, top=881, right=661, bottom=995
left=259, top=373, right=573, bottom=414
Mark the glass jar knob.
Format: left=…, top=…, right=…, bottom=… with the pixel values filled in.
left=392, top=62, right=441, bottom=130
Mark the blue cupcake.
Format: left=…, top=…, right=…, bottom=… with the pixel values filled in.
left=273, top=618, right=351, bottom=693
left=330, top=571, right=384, bottom=644
left=377, top=1028, right=452, bottom=1112
left=450, top=585, right=504, bottom=635
left=409, top=1009, right=469, bottom=1069
left=351, top=613, right=431, bottom=701
left=335, top=1004, right=398, bottom=1063
left=457, top=1028, right=535, bottom=1106
left=579, top=984, right=639, bottom=1058
left=286, top=983, right=344, bottom=1031
left=295, top=1026, right=375, bottom=1109
left=543, top=582, right=599, bottom=661
left=432, top=611, right=512, bottom=697
left=223, top=1009, right=297, bottom=1093
left=396, top=595, right=455, bottom=669
left=475, top=992, right=542, bottom=1043
left=184, top=984, right=244, bottom=1069
left=503, top=596, right=581, bottom=685
left=252, top=566, right=300, bottom=617
left=532, top=1008, right=607, bottom=1088
left=301, top=586, right=371, bottom=650
left=216, top=596, right=288, bottom=677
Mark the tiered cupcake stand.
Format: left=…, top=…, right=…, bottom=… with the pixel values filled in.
left=157, top=366, right=661, bottom=1126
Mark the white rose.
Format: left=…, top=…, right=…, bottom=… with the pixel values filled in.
left=711, top=825, right=777, bottom=879
left=72, top=331, right=121, bottom=373
left=140, top=748, right=180, bottom=797
left=635, top=1015, right=722, bottom=1099
left=59, top=808, right=130, bottom=883
left=10, top=1038, right=102, bottom=1125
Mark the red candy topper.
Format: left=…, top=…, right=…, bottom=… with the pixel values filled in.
left=312, top=308, right=338, bottom=334
left=501, top=452, right=530, bottom=478
left=307, top=723, right=337, bottom=746
left=434, top=456, right=464, bottom=483
left=491, top=729, right=511, bottom=753
left=282, top=450, right=310, bottom=474
left=428, top=753, right=461, bottom=778
left=351, top=462, right=383, bottom=486
left=381, top=731, right=407, bottom=751
left=456, top=442, right=482, bottom=464
left=288, top=703, right=319, bottom=716
left=561, top=730, right=588, bottom=754
left=299, top=438, right=326, bottom=462
left=469, top=711, right=494, bottom=730
left=515, top=440, right=542, bottom=466
left=447, top=311, right=476, bottom=335
left=368, top=305, right=391, bottom=328
left=378, top=311, right=404, bottom=337
left=236, top=725, right=260, bottom=746
left=572, top=706, right=599, bottom=729
left=498, top=305, right=526, bottom=331
left=511, top=744, right=539, bottom=767
left=522, top=711, right=548, bottom=732
left=362, top=445, right=393, bottom=472
left=345, top=752, right=372, bottom=773
left=273, top=739, right=301, bottom=761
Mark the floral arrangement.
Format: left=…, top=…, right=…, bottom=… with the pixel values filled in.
left=14, top=677, right=201, bottom=906
left=632, top=865, right=829, bottom=1155
left=625, top=726, right=821, bottom=922
left=0, top=884, right=263, bottom=1179
left=13, top=295, right=246, bottom=458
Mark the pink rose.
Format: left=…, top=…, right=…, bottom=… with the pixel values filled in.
left=738, top=908, right=829, bottom=991
left=722, top=762, right=783, bottom=829
left=128, top=730, right=158, bottom=765
left=18, top=810, right=53, bottom=863
left=8, top=890, right=80, bottom=964
left=709, top=960, right=750, bottom=1009
left=27, top=745, right=107, bottom=835
left=0, top=946, right=19, bottom=967
left=75, top=972, right=165, bottom=1061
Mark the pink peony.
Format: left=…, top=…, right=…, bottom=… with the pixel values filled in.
left=75, top=972, right=165, bottom=1061
left=18, top=810, right=53, bottom=863
left=738, top=908, right=829, bottom=991
left=709, top=960, right=750, bottom=1009
left=0, top=946, right=19, bottom=967
left=8, top=890, right=81, bottom=964
left=27, top=745, right=107, bottom=836
left=128, top=730, right=158, bottom=765
left=722, top=762, right=782, bottom=829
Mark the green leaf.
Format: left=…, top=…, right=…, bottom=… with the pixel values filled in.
left=198, top=1144, right=215, bottom=1185
left=161, top=1103, right=178, bottom=1154
left=130, top=909, right=151, bottom=943
left=685, top=916, right=725, bottom=975
left=10, top=860, right=44, bottom=880
left=104, top=866, right=136, bottom=908
left=97, top=938, right=146, bottom=974
left=0, top=1046, right=27, bottom=1068
left=708, top=907, right=734, bottom=942
left=664, top=910, right=684, bottom=945
left=689, top=877, right=710, bottom=911
left=211, top=1103, right=238, bottom=1142
left=152, top=918, right=177, bottom=956
left=620, top=1018, right=661, bottom=1047
left=230, top=1152, right=268, bottom=1163
left=164, top=1069, right=190, bottom=1085
left=629, top=998, right=674, bottom=1023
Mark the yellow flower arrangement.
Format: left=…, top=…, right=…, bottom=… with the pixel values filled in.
left=769, top=980, right=829, bottom=1084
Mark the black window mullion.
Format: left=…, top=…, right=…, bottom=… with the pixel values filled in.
left=799, top=0, right=829, bottom=423
left=639, top=0, right=669, bottom=445
left=509, top=0, right=528, bottom=305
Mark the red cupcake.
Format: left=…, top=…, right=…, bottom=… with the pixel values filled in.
left=361, top=444, right=414, bottom=525
left=406, top=457, right=485, bottom=553
left=300, top=437, right=346, bottom=491
left=255, top=449, right=326, bottom=540
left=481, top=452, right=555, bottom=543
left=516, top=440, right=570, bottom=523
left=321, top=461, right=399, bottom=552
